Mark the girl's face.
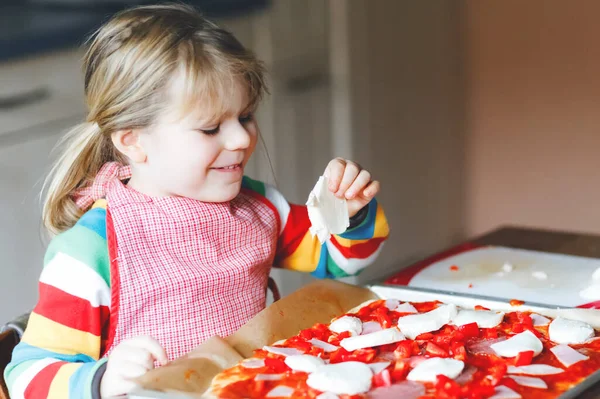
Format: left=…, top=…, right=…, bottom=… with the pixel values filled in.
left=131, top=77, right=259, bottom=203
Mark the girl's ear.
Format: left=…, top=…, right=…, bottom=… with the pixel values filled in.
left=111, top=129, right=147, bottom=163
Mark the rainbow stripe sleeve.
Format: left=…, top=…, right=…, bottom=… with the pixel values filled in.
left=242, top=177, right=389, bottom=278
left=4, top=201, right=110, bottom=399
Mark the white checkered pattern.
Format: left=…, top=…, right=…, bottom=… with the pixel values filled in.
left=103, top=174, right=278, bottom=361
left=72, top=162, right=132, bottom=210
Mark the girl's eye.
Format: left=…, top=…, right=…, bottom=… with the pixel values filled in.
left=239, top=113, right=254, bottom=124
left=200, top=126, right=219, bottom=135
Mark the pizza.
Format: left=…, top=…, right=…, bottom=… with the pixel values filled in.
left=206, top=298, right=600, bottom=399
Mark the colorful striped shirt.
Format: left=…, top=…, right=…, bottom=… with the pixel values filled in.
left=5, top=177, right=389, bottom=399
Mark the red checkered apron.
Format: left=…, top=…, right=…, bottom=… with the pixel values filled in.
left=85, top=164, right=279, bottom=361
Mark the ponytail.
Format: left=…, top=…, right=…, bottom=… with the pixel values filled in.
left=42, top=122, right=120, bottom=235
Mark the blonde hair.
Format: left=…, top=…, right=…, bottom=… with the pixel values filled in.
left=43, top=3, right=267, bottom=235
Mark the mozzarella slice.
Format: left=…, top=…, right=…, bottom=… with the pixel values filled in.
left=340, top=328, right=405, bottom=351
left=329, top=316, right=363, bottom=337
left=306, top=362, right=373, bottom=395
left=550, top=344, right=589, bottom=368
left=385, top=299, right=400, bottom=310
left=509, top=375, right=547, bottom=389
left=267, top=386, right=295, bottom=398
left=508, top=365, right=564, bottom=375
left=453, top=309, right=505, bottom=328
left=367, top=361, right=391, bottom=375
left=362, top=321, right=383, bottom=335
left=394, top=302, right=418, bottom=314
left=263, top=346, right=304, bottom=357
left=490, top=385, right=521, bottom=399
left=530, top=314, right=550, bottom=326
left=306, top=176, right=349, bottom=243
left=241, top=358, right=265, bottom=369
left=406, top=358, right=464, bottom=382
left=284, top=355, right=325, bottom=373
left=256, top=374, right=284, bottom=381
left=397, top=304, right=458, bottom=339
left=310, top=338, right=339, bottom=353
left=548, top=317, right=595, bottom=345
left=316, top=393, right=340, bottom=399
left=490, top=331, right=543, bottom=357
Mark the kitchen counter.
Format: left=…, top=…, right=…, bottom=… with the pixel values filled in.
left=0, top=0, right=267, bottom=63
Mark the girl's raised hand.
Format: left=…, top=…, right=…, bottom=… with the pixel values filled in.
left=324, top=158, right=380, bottom=218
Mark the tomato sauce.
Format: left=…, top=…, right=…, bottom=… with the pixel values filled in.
left=215, top=300, right=600, bottom=399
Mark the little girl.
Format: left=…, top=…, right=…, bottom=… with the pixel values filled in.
left=5, top=4, right=389, bottom=398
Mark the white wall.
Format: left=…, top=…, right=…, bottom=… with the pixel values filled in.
left=465, top=0, right=600, bottom=237
left=345, top=0, right=467, bottom=283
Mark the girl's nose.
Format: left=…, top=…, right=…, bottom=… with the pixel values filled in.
left=222, top=122, right=251, bottom=150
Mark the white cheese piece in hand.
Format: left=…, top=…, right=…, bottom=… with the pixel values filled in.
left=307, top=362, right=373, bottom=395
left=530, top=314, right=550, bottom=327
left=406, top=358, right=464, bottom=382
left=267, top=386, right=295, bottom=398
left=490, top=385, right=522, bottom=399
left=329, top=316, right=363, bottom=337
left=306, top=176, right=349, bottom=243
left=453, top=309, right=505, bottom=328
left=285, top=355, right=325, bottom=373
left=490, top=331, right=543, bottom=357
left=263, top=346, right=305, bottom=357
left=340, top=328, right=405, bottom=351
left=550, top=344, right=590, bottom=368
left=397, top=304, right=458, bottom=339
left=509, top=376, right=547, bottom=389
left=507, top=365, right=564, bottom=375
left=309, top=339, right=339, bottom=353
left=548, top=317, right=595, bottom=345
left=394, top=302, right=418, bottom=314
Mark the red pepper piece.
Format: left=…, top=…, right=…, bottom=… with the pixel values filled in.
left=458, top=322, right=480, bottom=339
left=264, top=357, right=289, bottom=373
left=514, top=350, right=534, bottom=366
left=391, top=360, right=410, bottom=382
left=435, top=374, right=462, bottom=398
left=425, top=342, right=449, bottom=358
left=372, top=369, right=392, bottom=388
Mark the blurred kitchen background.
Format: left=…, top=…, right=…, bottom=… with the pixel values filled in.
left=1, top=0, right=600, bottom=323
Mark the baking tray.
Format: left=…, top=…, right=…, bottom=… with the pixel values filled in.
left=367, top=283, right=600, bottom=399
left=127, top=284, right=600, bottom=399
